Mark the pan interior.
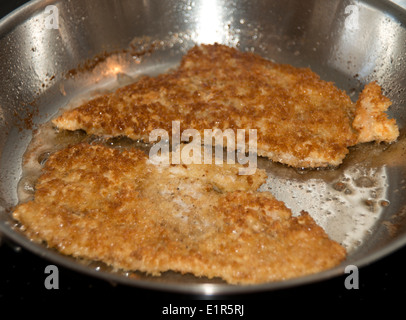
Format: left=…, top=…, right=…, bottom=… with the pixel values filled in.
left=1, top=0, right=406, bottom=294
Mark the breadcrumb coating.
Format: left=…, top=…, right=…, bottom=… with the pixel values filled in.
left=13, top=143, right=346, bottom=284
left=53, top=44, right=398, bottom=168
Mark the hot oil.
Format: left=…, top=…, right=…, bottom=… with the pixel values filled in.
left=256, top=138, right=405, bottom=253
left=17, top=71, right=159, bottom=204
left=17, top=72, right=405, bottom=257
left=259, top=161, right=389, bottom=253
left=17, top=122, right=150, bottom=204
left=19, top=123, right=397, bottom=255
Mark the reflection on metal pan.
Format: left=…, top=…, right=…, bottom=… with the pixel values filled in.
left=0, top=0, right=406, bottom=294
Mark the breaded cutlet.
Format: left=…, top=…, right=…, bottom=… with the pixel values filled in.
left=52, top=44, right=399, bottom=168
left=353, top=81, right=399, bottom=144
left=13, top=143, right=346, bottom=284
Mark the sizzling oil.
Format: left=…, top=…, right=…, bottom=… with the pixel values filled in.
left=259, top=163, right=388, bottom=251
left=17, top=74, right=403, bottom=255
left=18, top=120, right=393, bottom=254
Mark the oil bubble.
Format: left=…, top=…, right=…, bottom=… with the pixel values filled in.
left=380, top=200, right=390, bottom=207
left=333, top=182, right=346, bottom=192
left=354, top=176, right=375, bottom=188
left=38, top=151, right=51, bottom=166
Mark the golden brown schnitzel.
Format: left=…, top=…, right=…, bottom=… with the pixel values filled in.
left=13, top=143, right=346, bottom=284
left=52, top=44, right=399, bottom=168
left=353, top=81, right=399, bottom=144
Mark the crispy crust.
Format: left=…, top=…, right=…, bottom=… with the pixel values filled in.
left=353, top=81, right=399, bottom=144
left=53, top=44, right=365, bottom=168
left=13, top=143, right=346, bottom=284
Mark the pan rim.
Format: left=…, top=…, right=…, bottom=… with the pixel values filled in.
left=1, top=0, right=406, bottom=295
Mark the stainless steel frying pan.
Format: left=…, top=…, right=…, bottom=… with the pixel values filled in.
left=1, top=0, right=406, bottom=295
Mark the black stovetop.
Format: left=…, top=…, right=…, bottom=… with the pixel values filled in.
left=1, top=237, right=406, bottom=304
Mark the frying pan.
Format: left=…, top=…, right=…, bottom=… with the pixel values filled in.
left=1, top=0, right=406, bottom=295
